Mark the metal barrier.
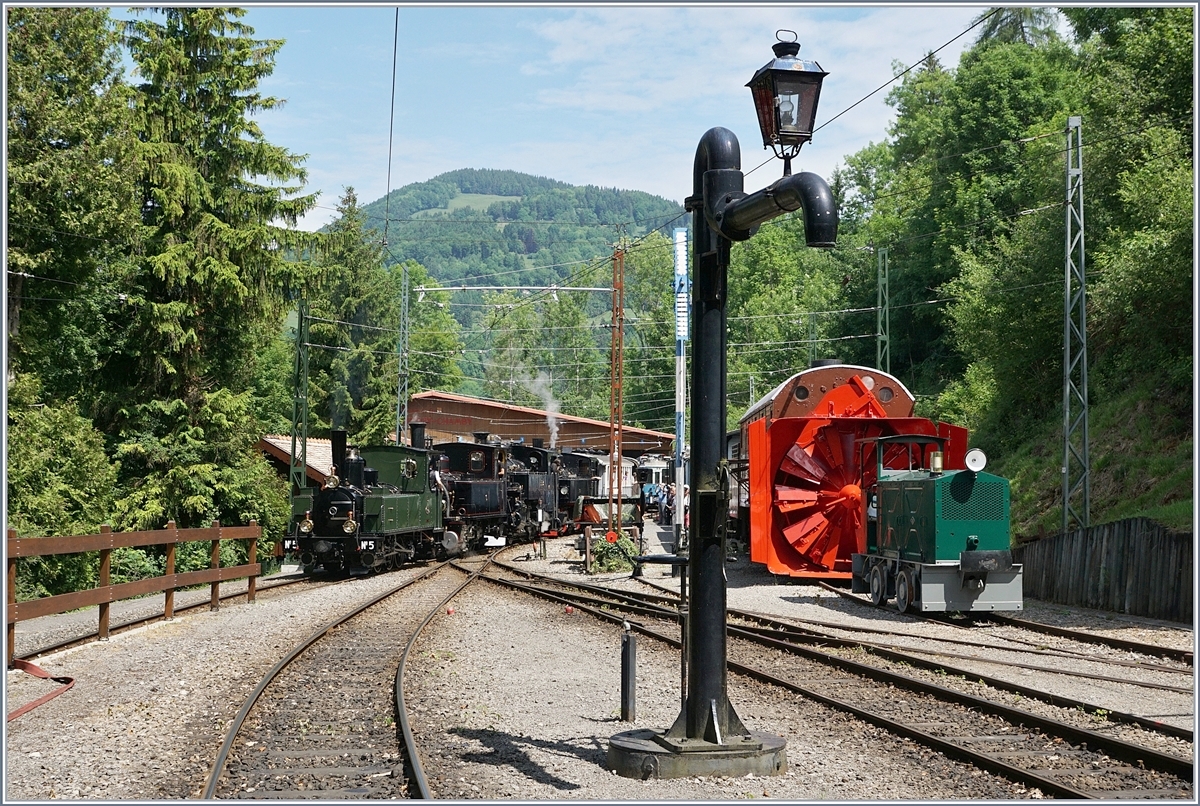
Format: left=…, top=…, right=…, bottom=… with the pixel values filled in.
left=6, top=520, right=261, bottom=667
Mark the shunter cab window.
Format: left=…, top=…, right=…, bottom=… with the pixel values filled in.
left=469, top=450, right=485, bottom=473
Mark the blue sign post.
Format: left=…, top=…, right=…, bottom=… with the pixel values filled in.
left=672, top=227, right=689, bottom=551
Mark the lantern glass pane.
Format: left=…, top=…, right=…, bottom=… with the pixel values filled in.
left=750, top=83, right=777, bottom=145
left=775, top=75, right=821, bottom=137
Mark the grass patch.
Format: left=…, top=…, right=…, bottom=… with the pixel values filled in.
left=411, top=193, right=521, bottom=217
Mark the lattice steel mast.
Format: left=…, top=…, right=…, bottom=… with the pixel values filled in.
left=288, top=298, right=311, bottom=500
left=876, top=245, right=890, bottom=374
left=1062, top=115, right=1089, bottom=534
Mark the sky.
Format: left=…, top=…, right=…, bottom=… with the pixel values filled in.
left=135, top=4, right=1008, bottom=231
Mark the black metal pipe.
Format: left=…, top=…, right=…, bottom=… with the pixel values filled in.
left=621, top=628, right=636, bottom=722
left=666, top=127, right=749, bottom=743
left=667, top=127, right=838, bottom=748
left=716, top=171, right=838, bottom=246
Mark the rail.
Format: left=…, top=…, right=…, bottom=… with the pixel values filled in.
left=6, top=520, right=261, bottom=667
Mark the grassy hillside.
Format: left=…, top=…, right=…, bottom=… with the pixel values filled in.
left=354, top=168, right=683, bottom=328
left=992, top=378, right=1192, bottom=540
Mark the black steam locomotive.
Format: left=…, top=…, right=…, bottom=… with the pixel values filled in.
left=284, top=426, right=610, bottom=574
left=283, top=427, right=453, bottom=574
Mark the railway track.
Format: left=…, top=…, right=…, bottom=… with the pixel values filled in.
left=202, top=556, right=496, bottom=800
left=817, top=580, right=1194, bottom=665
left=486, top=561, right=1193, bottom=799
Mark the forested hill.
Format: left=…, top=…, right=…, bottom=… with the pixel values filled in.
left=356, top=168, right=684, bottom=301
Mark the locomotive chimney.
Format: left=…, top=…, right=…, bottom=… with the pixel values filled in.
left=533, top=437, right=544, bottom=449
left=410, top=422, right=427, bottom=449
left=330, top=429, right=348, bottom=478
left=473, top=431, right=490, bottom=444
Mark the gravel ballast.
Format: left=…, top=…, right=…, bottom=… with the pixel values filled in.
left=5, top=524, right=1194, bottom=800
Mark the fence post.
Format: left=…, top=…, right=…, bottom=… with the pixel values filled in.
left=7, top=528, right=17, bottom=668
left=210, top=520, right=221, bottom=611
left=98, top=525, right=112, bottom=641
left=164, top=520, right=177, bottom=620
left=246, top=520, right=258, bottom=603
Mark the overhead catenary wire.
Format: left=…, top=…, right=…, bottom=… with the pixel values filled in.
left=744, top=9, right=1002, bottom=179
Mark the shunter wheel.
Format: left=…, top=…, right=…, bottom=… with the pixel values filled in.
left=895, top=568, right=915, bottom=614
left=868, top=564, right=887, bottom=607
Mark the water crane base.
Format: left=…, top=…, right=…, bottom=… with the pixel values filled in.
left=607, top=728, right=786, bottom=779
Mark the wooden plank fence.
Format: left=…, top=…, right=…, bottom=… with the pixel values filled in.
left=1013, top=518, right=1193, bottom=623
left=7, top=520, right=261, bottom=667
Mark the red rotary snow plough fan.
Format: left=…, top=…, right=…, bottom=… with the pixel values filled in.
left=738, top=363, right=968, bottom=580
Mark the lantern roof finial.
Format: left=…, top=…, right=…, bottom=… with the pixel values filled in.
left=773, top=29, right=800, bottom=58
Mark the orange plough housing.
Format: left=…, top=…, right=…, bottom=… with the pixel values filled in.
left=739, top=364, right=967, bottom=579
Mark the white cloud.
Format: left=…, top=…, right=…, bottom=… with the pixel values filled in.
left=257, top=5, right=994, bottom=230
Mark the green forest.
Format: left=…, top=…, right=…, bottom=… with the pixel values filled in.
left=6, top=8, right=1192, bottom=598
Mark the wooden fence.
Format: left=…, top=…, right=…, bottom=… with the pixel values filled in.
left=1013, top=518, right=1193, bottom=623
left=7, top=520, right=261, bottom=667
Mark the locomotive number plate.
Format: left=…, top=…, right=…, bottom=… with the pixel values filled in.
left=282, top=538, right=299, bottom=552
left=358, top=539, right=377, bottom=551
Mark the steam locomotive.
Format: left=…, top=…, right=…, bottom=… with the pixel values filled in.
left=283, top=427, right=451, bottom=574
left=283, top=424, right=613, bottom=575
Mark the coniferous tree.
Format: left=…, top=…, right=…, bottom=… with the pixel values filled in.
left=6, top=7, right=140, bottom=402
left=116, top=7, right=318, bottom=407
left=110, top=8, right=317, bottom=537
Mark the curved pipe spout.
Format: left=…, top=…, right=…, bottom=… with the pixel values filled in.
left=715, top=171, right=838, bottom=247
left=691, top=127, right=741, bottom=200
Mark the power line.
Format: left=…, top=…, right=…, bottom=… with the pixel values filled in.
left=745, top=9, right=1002, bottom=180
left=814, top=10, right=1001, bottom=137
left=382, top=8, right=399, bottom=248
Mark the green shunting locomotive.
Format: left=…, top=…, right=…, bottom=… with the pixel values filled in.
left=851, top=434, right=1023, bottom=614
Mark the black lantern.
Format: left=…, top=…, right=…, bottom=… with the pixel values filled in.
left=746, top=30, right=828, bottom=175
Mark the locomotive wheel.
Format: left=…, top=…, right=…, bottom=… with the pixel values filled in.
left=868, top=564, right=887, bottom=607
left=896, top=568, right=915, bottom=614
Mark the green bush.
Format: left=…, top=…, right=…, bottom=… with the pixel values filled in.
left=591, top=532, right=639, bottom=573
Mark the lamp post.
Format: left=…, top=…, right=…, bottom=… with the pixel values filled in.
left=608, top=32, right=837, bottom=780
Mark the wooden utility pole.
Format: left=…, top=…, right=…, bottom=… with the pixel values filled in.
left=608, top=246, right=626, bottom=535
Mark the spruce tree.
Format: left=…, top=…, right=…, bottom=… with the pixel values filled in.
left=307, top=188, right=401, bottom=442
left=6, top=7, right=140, bottom=401
left=110, top=8, right=316, bottom=535
left=117, top=7, right=318, bottom=408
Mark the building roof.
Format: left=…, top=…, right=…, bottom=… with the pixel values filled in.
left=408, top=390, right=674, bottom=453
left=257, top=435, right=334, bottom=485
left=409, top=390, right=673, bottom=440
